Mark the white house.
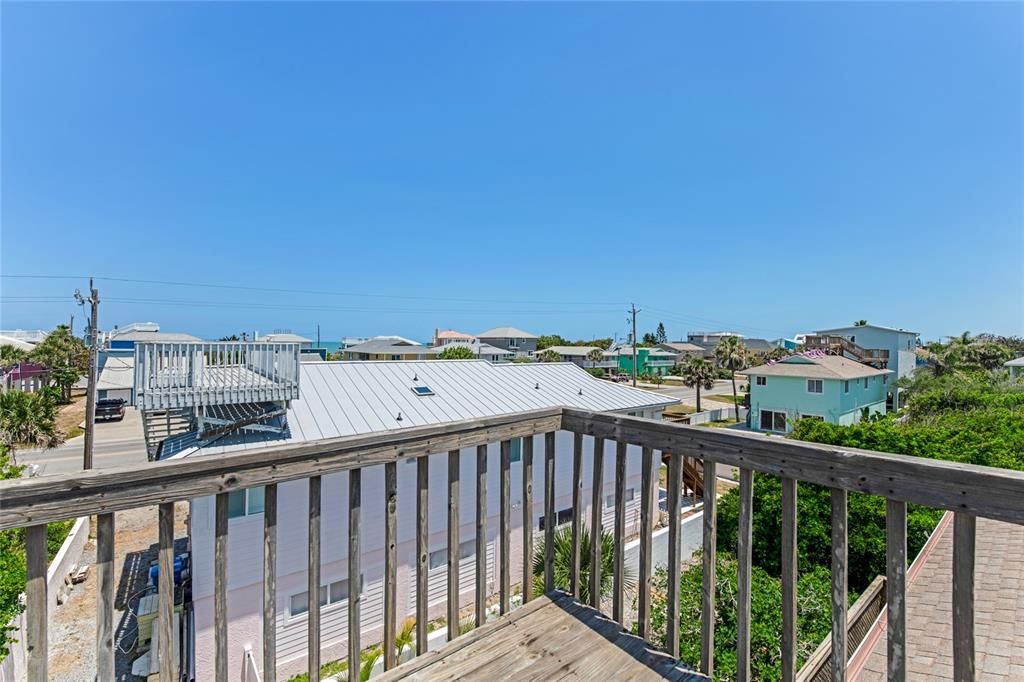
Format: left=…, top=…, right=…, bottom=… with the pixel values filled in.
left=172, top=359, right=676, bottom=681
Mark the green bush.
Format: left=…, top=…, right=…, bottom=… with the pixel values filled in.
left=586, top=368, right=605, bottom=378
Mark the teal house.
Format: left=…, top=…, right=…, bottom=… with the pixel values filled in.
left=612, top=345, right=678, bottom=377
left=746, top=353, right=891, bottom=433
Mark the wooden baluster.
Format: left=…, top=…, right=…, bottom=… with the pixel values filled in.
left=589, top=436, right=605, bottom=609
left=522, top=436, right=534, bottom=603
left=348, top=470, right=362, bottom=678
left=416, top=456, right=429, bottom=655
left=308, top=476, right=322, bottom=682
left=384, top=463, right=398, bottom=670
left=25, top=524, right=47, bottom=682
left=701, top=458, right=717, bottom=677
left=447, top=450, right=460, bottom=639
left=570, top=432, right=583, bottom=599
left=500, top=439, right=511, bottom=614
left=831, top=488, right=848, bottom=682
left=96, top=513, right=115, bottom=681
left=637, top=446, right=654, bottom=639
left=737, top=469, right=754, bottom=682
left=666, top=451, right=682, bottom=658
left=475, top=445, right=488, bottom=627
left=886, top=499, right=907, bottom=682
left=263, top=485, right=278, bottom=682
left=953, top=513, right=976, bottom=682
left=781, top=478, right=798, bottom=682
left=612, top=440, right=626, bottom=623
left=163, top=502, right=180, bottom=682
left=544, top=432, right=556, bottom=593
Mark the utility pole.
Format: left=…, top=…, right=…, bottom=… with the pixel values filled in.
left=316, top=323, right=321, bottom=349
left=627, top=303, right=640, bottom=387
left=75, top=279, right=100, bottom=470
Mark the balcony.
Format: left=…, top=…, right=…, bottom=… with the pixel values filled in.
left=803, top=335, right=890, bottom=367
left=2, top=408, right=1021, bottom=681
left=133, top=341, right=301, bottom=411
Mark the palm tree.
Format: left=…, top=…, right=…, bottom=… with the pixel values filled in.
left=538, top=349, right=561, bottom=363
left=680, top=356, right=716, bottom=412
left=532, top=525, right=635, bottom=605
left=587, top=348, right=605, bottom=369
left=0, top=344, right=26, bottom=367
left=854, top=320, right=868, bottom=326
left=714, top=336, right=748, bottom=422
left=0, top=390, right=63, bottom=464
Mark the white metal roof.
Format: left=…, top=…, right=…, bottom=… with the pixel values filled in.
left=0, top=335, right=35, bottom=351
left=261, top=332, right=313, bottom=343
left=173, top=360, right=677, bottom=457
left=815, top=323, right=919, bottom=336
left=97, top=354, right=135, bottom=390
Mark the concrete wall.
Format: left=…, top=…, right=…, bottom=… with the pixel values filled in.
left=190, top=424, right=657, bottom=682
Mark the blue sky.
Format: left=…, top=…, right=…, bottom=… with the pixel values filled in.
left=2, top=2, right=1021, bottom=344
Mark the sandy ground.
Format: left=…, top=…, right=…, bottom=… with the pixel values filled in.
left=47, top=502, right=189, bottom=682
left=55, top=397, right=87, bottom=438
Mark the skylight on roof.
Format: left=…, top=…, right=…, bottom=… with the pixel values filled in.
left=411, top=386, right=435, bottom=397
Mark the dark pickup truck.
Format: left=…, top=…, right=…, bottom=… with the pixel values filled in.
left=95, top=398, right=126, bottom=421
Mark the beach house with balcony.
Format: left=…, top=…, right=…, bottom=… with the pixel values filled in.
left=610, top=345, right=678, bottom=377
left=477, top=326, right=538, bottom=358
left=746, top=352, right=891, bottom=433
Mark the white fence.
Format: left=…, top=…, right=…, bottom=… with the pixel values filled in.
left=688, top=406, right=748, bottom=425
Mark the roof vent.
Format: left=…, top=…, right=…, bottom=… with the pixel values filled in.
left=535, top=382, right=540, bottom=390
left=396, top=411, right=403, bottom=422
left=411, top=386, right=435, bottom=397
left=578, top=388, right=583, bottom=396
left=413, top=373, right=418, bottom=381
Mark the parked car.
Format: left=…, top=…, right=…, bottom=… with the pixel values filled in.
left=95, top=398, right=126, bottom=421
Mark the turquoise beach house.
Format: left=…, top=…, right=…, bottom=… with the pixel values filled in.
left=746, top=353, right=892, bottom=433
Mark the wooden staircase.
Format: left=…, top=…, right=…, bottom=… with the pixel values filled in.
left=141, top=407, right=194, bottom=460
left=662, top=452, right=705, bottom=499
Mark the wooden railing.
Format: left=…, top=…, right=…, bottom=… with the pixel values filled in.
left=2, top=407, right=1023, bottom=681
left=803, top=335, right=891, bottom=365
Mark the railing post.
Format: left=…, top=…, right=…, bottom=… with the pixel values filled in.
left=612, top=440, right=626, bottom=624
left=886, top=499, right=907, bottom=682
left=475, top=445, right=488, bottom=628
left=781, top=478, right=798, bottom=682
left=384, top=463, right=398, bottom=670
left=96, top=513, right=115, bottom=681
left=522, top=436, right=534, bottom=604
left=701, top=458, right=717, bottom=677
left=348, top=470, right=362, bottom=679
left=831, top=488, right=849, bottom=682
left=308, top=477, right=322, bottom=682
left=543, top=432, right=556, bottom=594
left=416, top=457, right=429, bottom=655
left=25, top=524, right=47, bottom=682
left=263, top=484, right=278, bottom=682
left=163, top=501, right=180, bottom=682
left=637, top=446, right=654, bottom=639
left=953, top=513, right=976, bottom=682
left=570, top=432, right=583, bottom=599
left=499, top=439, right=511, bottom=614
left=737, top=468, right=754, bottom=682
left=666, top=450, right=682, bottom=658
left=447, top=450, right=460, bottom=638
left=589, top=436, right=605, bottom=609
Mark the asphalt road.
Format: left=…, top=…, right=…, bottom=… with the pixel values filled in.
left=18, top=408, right=149, bottom=476
left=637, top=379, right=738, bottom=407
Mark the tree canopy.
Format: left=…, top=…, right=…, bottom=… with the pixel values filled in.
left=27, top=325, right=88, bottom=403
left=437, top=345, right=476, bottom=360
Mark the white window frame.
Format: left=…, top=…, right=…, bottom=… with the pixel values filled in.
left=227, top=487, right=265, bottom=519
left=288, top=575, right=364, bottom=618
left=807, top=379, right=824, bottom=394
left=755, top=376, right=767, bottom=386
left=759, top=409, right=787, bottom=433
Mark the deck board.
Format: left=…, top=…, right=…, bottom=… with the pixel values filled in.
left=376, top=592, right=708, bottom=681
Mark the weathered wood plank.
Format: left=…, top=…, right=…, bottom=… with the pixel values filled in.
left=447, top=450, right=460, bottom=639
left=953, top=513, right=976, bottom=682
left=383, top=462, right=398, bottom=670
left=348, top=469, right=362, bottom=677
left=886, top=498, right=907, bottom=682
left=500, top=439, right=511, bottom=614
left=164, top=501, right=180, bottom=682
left=701, top=457, right=717, bottom=678
left=737, top=468, right=753, bottom=682
left=25, top=524, right=47, bottom=682
left=781, top=477, right=797, bottom=682
left=263, top=484, right=278, bottom=682
left=522, top=435, right=534, bottom=603
left=0, top=410, right=563, bottom=530
left=590, top=436, right=605, bottom=609
left=831, top=487, right=848, bottom=682
left=560, top=409, right=1024, bottom=525
left=544, top=432, right=556, bottom=593
left=666, top=450, right=682, bottom=659
left=416, top=457, right=428, bottom=655
left=96, top=512, right=115, bottom=682
left=308, top=476, right=322, bottom=682
left=570, top=432, right=583, bottom=599
left=613, top=439, right=627, bottom=624
left=637, top=446, right=654, bottom=640
left=475, top=445, right=487, bottom=628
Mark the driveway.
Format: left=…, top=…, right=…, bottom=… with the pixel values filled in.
left=18, top=407, right=149, bottom=475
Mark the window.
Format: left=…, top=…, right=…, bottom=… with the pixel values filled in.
left=539, top=507, right=574, bottom=531
left=760, top=409, right=787, bottom=433
left=428, top=540, right=476, bottom=571
left=864, top=378, right=869, bottom=389
left=606, top=488, right=636, bottom=507
left=391, top=354, right=402, bottom=361
left=843, top=380, right=850, bottom=393
left=289, top=576, right=363, bottom=617
left=800, top=415, right=825, bottom=422
left=807, top=379, right=823, bottom=394
left=509, top=437, right=522, bottom=463
left=508, top=338, right=519, bottom=349
left=411, top=385, right=435, bottom=397
left=755, top=376, right=767, bottom=386
left=227, top=487, right=265, bottom=519
left=883, top=374, right=888, bottom=385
